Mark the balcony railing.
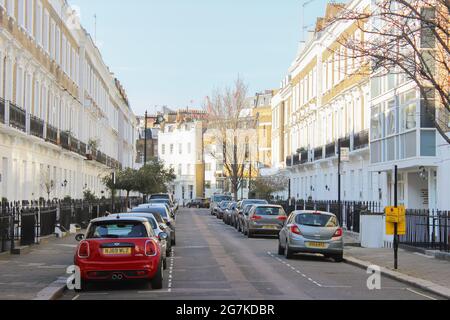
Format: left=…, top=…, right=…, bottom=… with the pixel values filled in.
left=354, top=130, right=369, bottom=150
left=0, top=98, right=5, bottom=124
left=70, top=136, right=80, bottom=154
left=286, top=155, right=292, bottom=167
left=314, top=147, right=323, bottom=161
left=30, top=115, right=44, bottom=138
left=46, top=124, right=58, bottom=145
left=340, top=135, right=351, bottom=149
left=79, top=142, right=87, bottom=157
left=325, top=142, right=336, bottom=158
left=9, top=103, right=26, bottom=132
left=300, top=150, right=308, bottom=164
left=293, top=154, right=300, bottom=166
left=60, top=131, right=70, bottom=150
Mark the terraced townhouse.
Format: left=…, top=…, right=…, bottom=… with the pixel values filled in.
left=272, top=0, right=450, bottom=210
left=0, top=0, right=136, bottom=202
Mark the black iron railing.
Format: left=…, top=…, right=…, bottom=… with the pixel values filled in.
left=9, top=103, right=26, bottom=132
left=401, top=210, right=450, bottom=252
left=314, top=147, right=323, bottom=161
left=300, top=150, right=308, bottom=164
left=46, top=124, right=58, bottom=145
left=0, top=98, right=5, bottom=124
left=30, top=115, right=44, bottom=138
left=70, top=136, right=79, bottom=153
left=286, top=155, right=292, bottom=167
left=340, top=135, right=351, bottom=149
left=293, top=154, right=300, bottom=166
left=325, top=142, right=336, bottom=158
left=78, top=141, right=87, bottom=157
left=354, top=130, right=370, bottom=150
left=60, top=131, right=70, bottom=150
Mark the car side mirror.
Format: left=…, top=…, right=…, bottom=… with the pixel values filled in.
left=75, top=234, right=85, bottom=242
left=158, top=232, right=168, bottom=241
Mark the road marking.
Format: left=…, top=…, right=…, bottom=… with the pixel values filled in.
left=406, top=288, right=438, bottom=300
left=167, top=248, right=175, bottom=293
left=72, top=294, right=80, bottom=301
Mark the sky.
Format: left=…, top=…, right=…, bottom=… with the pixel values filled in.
left=68, top=0, right=337, bottom=116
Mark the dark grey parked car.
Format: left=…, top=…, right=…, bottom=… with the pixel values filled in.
left=278, top=211, right=344, bottom=262
left=132, top=205, right=176, bottom=246
left=233, top=199, right=269, bottom=229
left=216, top=201, right=232, bottom=219
left=223, top=202, right=237, bottom=225
left=242, top=205, right=287, bottom=238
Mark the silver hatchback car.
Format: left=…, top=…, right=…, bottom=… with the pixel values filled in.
left=244, top=205, right=287, bottom=238
left=278, top=211, right=344, bottom=262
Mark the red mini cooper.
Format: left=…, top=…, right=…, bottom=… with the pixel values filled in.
left=74, top=215, right=164, bottom=291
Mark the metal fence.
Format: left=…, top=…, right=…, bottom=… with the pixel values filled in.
left=271, top=199, right=382, bottom=233
left=0, top=197, right=142, bottom=254
left=400, top=210, right=450, bottom=253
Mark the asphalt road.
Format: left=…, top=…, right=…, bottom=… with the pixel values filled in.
left=60, top=208, right=441, bottom=300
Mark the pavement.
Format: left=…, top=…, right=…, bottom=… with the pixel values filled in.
left=0, top=235, right=76, bottom=300
left=343, top=243, right=450, bottom=299
left=1, top=208, right=448, bottom=300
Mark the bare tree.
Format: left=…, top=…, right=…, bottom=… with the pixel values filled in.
left=204, top=78, right=257, bottom=200
left=40, top=169, right=55, bottom=201
left=324, top=0, right=450, bottom=143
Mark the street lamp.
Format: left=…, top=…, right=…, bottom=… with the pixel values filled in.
left=144, top=111, right=148, bottom=165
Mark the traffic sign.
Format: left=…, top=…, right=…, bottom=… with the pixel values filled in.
left=385, top=206, right=406, bottom=236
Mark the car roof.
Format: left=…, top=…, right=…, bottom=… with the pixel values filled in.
left=110, top=212, right=156, bottom=219
left=253, top=204, right=283, bottom=208
left=90, top=215, right=148, bottom=224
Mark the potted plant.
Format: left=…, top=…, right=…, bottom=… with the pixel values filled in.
left=87, top=138, right=100, bottom=160
left=297, top=147, right=306, bottom=154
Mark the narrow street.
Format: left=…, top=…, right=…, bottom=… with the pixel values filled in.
left=60, top=208, right=441, bottom=300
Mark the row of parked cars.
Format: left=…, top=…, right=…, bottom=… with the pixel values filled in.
left=73, top=193, right=178, bottom=291
left=212, top=197, right=344, bottom=262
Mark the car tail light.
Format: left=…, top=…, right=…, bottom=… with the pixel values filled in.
left=77, top=241, right=90, bottom=259
left=333, top=228, right=343, bottom=238
left=277, top=216, right=287, bottom=221
left=290, top=225, right=302, bottom=236
left=145, top=240, right=157, bottom=257
left=251, top=215, right=262, bottom=221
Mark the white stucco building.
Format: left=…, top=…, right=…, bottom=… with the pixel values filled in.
left=158, top=120, right=205, bottom=204
left=272, top=0, right=450, bottom=211
left=0, top=0, right=136, bottom=202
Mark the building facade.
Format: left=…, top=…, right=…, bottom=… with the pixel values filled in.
left=0, top=0, right=136, bottom=202
left=158, top=119, right=205, bottom=204
left=273, top=0, right=450, bottom=210
left=272, top=1, right=378, bottom=205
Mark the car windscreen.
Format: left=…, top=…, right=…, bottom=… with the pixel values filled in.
left=149, top=199, right=171, bottom=206
left=244, top=200, right=268, bottom=206
left=151, top=213, right=164, bottom=224
left=213, top=195, right=232, bottom=202
left=150, top=195, right=169, bottom=200
left=87, top=221, right=148, bottom=239
left=295, top=214, right=338, bottom=227
left=255, top=207, right=284, bottom=216
left=220, top=201, right=232, bottom=208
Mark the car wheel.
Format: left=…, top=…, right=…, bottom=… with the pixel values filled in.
left=285, top=242, right=294, bottom=260
left=171, top=234, right=176, bottom=246
left=163, top=257, right=168, bottom=270
left=278, top=241, right=285, bottom=255
left=333, top=253, right=344, bottom=263
left=247, top=230, right=253, bottom=239
left=150, top=260, right=164, bottom=290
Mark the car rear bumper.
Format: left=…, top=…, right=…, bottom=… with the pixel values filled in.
left=76, top=259, right=160, bottom=281
left=288, top=237, right=344, bottom=255
left=249, top=224, right=282, bottom=234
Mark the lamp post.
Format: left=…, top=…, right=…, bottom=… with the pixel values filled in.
left=144, top=111, right=148, bottom=165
